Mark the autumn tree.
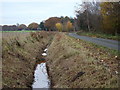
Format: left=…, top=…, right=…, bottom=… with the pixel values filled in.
left=28, top=22, right=39, bottom=30
left=44, top=17, right=61, bottom=31
left=60, top=16, right=74, bottom=32
left=18, top=24, right=27, bottom=30
left=44, top=16, right=74, bottom=32
left=100, top=2, right=120, bottom=34
left=66, top=21, right=73, bottom=31
left=2, top=25, right=18, bottom=31
left=55, top=23, right=63, bottom=32
left=60, top=16, right=70, bottom=24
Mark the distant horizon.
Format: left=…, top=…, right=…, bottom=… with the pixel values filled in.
left=0, top=15, right=75, bottom=26
left=0, top=0, right=81, bottom=25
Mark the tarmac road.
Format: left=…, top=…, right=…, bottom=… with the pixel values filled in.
left=69, top=33, right=120, bottom=51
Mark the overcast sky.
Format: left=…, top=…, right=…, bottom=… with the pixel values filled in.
left=0, top=0, right=82, bottom=25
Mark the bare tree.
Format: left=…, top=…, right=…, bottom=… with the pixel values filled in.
left=75, top=1, right=101, bottom=32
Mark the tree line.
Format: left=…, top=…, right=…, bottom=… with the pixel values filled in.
left=1, top=1, right=119, bottom=35
left=75, top=1, right=120, bottom=35
left=1, top=23, right=39, bottom=31
left=39, top=1, right=120, bottom=34
left=1, top=16, right=74, bottom=32
left=43, top=16, right=74, bottom=32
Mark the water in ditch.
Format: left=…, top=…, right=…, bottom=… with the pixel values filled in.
left=32, top=48, right=50, bottom=88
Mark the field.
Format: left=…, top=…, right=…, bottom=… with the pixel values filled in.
left=2, top=31, right=119, bottom=88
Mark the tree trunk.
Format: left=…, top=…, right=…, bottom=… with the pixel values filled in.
left=87, top=11, right=90, bottom=32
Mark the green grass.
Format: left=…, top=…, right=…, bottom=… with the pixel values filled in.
left=77, top=32, right=120, bottom=41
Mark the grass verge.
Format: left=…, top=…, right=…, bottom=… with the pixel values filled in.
left=46, top=32, right=119, bottom=88
left=77, top=31, right=120, bottom=41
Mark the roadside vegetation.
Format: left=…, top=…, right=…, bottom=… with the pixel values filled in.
left=47, top=33, right=119, bottom=88
left=77, top=31, right=120, bottom=41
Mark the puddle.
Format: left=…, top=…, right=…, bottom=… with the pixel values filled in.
left=32, top=63, right=50, bottom=88
left=32, top=48, right=50, bottom=88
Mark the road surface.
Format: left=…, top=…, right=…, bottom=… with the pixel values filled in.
left=69, top=33, right=120, bottom=51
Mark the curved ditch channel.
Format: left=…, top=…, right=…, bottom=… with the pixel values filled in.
left=32, top=48, right=50, bottom=88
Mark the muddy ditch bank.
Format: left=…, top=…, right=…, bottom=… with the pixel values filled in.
left=46, top=33, right=119, bottom=88
left=2, top=31, right=55, bottom=88
left=2, top=32, right=119, bottom=88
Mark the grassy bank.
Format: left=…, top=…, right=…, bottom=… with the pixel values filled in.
left=46, top=33, right=119, bottom=88
left=77, top=32, right=120, bottom=41
left=2, top=31, right=55, bottom=88
left=2, top=31, right=119, bottom=88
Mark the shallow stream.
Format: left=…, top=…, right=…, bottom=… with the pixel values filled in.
left=32, top=48, right=50, bottom=88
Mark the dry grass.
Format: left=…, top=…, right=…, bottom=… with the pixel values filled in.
left=2, top=31, right=55, bottom=88
left=46, top=32, right=119, bottom=88
left=2, top=31, right=119, bottom=88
